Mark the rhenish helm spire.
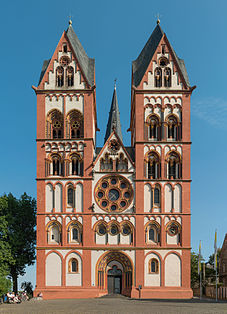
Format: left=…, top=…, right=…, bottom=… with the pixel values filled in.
left=104, top=81, right=123, bottom=143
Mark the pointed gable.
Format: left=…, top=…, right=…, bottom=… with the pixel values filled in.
left=94, top=131, right=134, bottom=172
left=37, top=22, right=95, bottom=89
left=132, top=22, right=190, bottom=88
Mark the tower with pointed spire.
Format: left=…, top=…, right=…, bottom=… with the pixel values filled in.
left=129, top=20, right=195, bottom=299
left=34, top=20, right=194, bottom=300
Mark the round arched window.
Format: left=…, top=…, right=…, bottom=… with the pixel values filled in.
left=110, top=224, right=119, bottom=236
left=122, top=224, right=131, bottom=236
left=97, top=224, right=106, bottom=236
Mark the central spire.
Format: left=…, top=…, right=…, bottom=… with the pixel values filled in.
left=104, top=82, right=123, bottom=143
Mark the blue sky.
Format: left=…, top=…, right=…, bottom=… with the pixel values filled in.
left=1, top=0, right=226, bottom=287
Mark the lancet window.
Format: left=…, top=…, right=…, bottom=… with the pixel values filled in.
left=71, top=154, right=83, bottom=176
left=154, top=57, right=172, bottom=88
left=146, top=223, right=160, bottom=244
left=100, top=154, right=113, bottom=171
left=68, top=258, right=78, bottom=273
left=56, top=66, right=64, bottom=87
left=47, top=222, right=61, bottom=244
left=154, top=67, right=162, bottom=87
left=46, top=109, right=63, bottom=139
left=146, top=115, right=161, bottom=140
left=153, top=185, right=161, bottom=207
left=164, top=67, right=171, bottom=87
left=66, top=110, right=84, bottom=139
left=67, top=222, right=82, bottom=244
left=116, top=153, right=128, bottom=171
left=166, top=115, right=180, bottom=140
left=67, top=186, right=74, bottom=207
left=149, top=258, right=159, bottom=273
left=146, top=152, right=161, bottom=179
left=166, top=152, right=182, bottom=179
left=67, top=66, right=74, bottom=87
left=51, top=154, right=63, bottom=176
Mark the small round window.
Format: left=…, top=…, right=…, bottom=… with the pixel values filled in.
left=122, top=225, right=131, bottom=236
left=98, top=225, right=106, bottom=235
left=110, top=225, right=118, bottom=235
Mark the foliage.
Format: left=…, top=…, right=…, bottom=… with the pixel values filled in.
left=0, top=193, right=36, bottom=293
left=0, top=196, right=13, bottom=276
left=21, top=281, right=33, bottom=298
left=0, top=196, right=13, bottom=295
left=191, top=251, right=201, bottom=288
left=0, top=276, right=11, bottom=295
left=207, top=249, right=221, bottom=273
left=191, top=249, right=221, bottom=289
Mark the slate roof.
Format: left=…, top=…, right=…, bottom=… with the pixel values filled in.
left=125, top=147, right=135, bottom=162
left=132, top=23, right=190, bottom=88
left=38, top=59, right=50, bottom=85
left=38, top=24, right=95, bottom=87
left=104, top=86, right=123, bottom=143
left=66, top=24, right=95, bottom=87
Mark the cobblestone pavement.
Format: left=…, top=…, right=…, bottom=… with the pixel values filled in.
left=0, top=295, right=227, bottom=314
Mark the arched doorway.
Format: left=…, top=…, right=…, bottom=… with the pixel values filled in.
left=107, top=265, right=122, bottom=294
left=96, top=251, right=133, bottom=296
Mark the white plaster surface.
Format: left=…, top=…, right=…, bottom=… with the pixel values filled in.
left=75, top=183, right=83, bottom=212
left=165, top=184, right=172, bottom=212
left=46, top=184, right=53, bottom=212
left=165, top=253, right=181, bottom=286
left=144, top=184, right=152, bottom=212
left=55, top=183, right=62, bottom=212
left=45, top=252, right=62, bottom=286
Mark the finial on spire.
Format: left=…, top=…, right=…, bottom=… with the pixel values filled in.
left=156, top=13, right=161, bottom=25
left=114, top=78, right=117, bottom=90
left=69, top=14, right=73, bottom=25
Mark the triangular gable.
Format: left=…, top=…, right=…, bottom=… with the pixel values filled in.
left=132, top=24, right=190, bottom=89
left=37, top=26, right=94, bottom=89
left=94, top=130, right=134, bottom=169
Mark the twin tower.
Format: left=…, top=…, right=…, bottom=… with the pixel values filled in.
left=34, top=20, right=195, bottom=299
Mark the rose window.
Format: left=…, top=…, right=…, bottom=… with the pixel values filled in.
left=95, top=175, right=133, bottom=212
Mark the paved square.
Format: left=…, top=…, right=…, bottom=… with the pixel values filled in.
left=0, top=296, right=227, bottom=314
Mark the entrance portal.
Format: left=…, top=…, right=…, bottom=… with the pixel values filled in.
left=96, top=251, right=133, bottom=297
left=107, top=266, right=122, bottom=294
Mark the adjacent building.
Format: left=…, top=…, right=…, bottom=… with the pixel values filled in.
left=220, top=234, right=227, bottom=286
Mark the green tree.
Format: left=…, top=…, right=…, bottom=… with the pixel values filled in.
left=0, top=196, right=13, bottom=294
left=5, top=193, right=36, bottom=293
left=191, top=251, right=203, bottom=288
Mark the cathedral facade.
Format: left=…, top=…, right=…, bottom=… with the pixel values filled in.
left=34, top=20, right=195, bottom=299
